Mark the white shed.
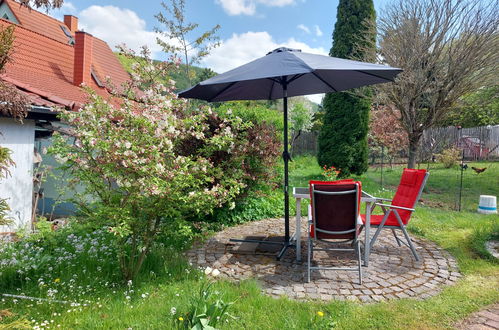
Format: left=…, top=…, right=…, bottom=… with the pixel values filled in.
left=0, top=117, right=35, bottom=232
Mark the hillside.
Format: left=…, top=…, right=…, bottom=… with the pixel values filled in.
left=116, top=53, right=208, bottom=91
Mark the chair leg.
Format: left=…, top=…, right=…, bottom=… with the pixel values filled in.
left=307, top=238, right=312, bottom=283
left=399, top=225, right=420, bottom=261
left=356, top=240, right=362, bottom=285
left=369, top=224, right=383, bottom=251
left=391, top=229, right=402, bottom=247
left=369, top=211, right=390, bottom=251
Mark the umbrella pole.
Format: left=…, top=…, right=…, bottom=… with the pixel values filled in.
left=277, top=81, right=294, bottom=260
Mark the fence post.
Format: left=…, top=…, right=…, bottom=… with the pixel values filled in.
left=380, top=145, right=384, bottom=189
left=457, top=126, right=464, bottom=212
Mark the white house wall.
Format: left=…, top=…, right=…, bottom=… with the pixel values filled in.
left=0, top=117, right=35, bottom=232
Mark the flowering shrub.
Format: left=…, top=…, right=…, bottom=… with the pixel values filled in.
left=322, top=165, right=341, bottom=181
left=48, top=47, right=278, bottom=280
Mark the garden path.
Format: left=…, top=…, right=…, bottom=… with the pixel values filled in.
left=186, top=217, right=461, bottom=303
left=455, top=304, right=499, bottom=330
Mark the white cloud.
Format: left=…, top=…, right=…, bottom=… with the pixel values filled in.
left=77, top=5, right=162, bottom=56
left=202, top=31, right=327, bottom=73
left=297, top=24, right=310, bottom=34
left=216, top=0, right=295, bottom=16
left=314, top=25, right=323, bottom=37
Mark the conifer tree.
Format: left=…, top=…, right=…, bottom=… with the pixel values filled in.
left=317, top=0, right=376, bottom=176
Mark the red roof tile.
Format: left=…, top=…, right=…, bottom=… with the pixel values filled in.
left=0, top=0, right=130, bottom=109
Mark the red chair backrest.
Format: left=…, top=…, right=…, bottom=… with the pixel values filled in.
left=391, top=169, right=428, bottom=224
left=309, top=180, right=361, bottom=240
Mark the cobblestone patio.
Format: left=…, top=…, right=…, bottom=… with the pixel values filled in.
left=186, top=217, right=461, bottom=302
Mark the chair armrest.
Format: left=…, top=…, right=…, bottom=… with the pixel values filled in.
left=375, top=203, right=415, bottom=212
left=362, top=191, right=375, bottom=198
left=362, top=191, right=392, bottom=202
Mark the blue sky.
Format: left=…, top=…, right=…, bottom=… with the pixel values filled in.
left=49, top=0, right=390, bottom=102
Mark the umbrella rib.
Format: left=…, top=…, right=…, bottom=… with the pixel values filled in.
left=267, top=78, right=276, bottom=99
left=312, top=72, right=338, bottom=92
left=356, top=70, right=395, bottom=82
left=207, top=82, right=238, bottom=102
left=287, top=74, right=306, bottom=84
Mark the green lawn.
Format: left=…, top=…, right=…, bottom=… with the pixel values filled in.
left=1, top=157, right=498, bottom=329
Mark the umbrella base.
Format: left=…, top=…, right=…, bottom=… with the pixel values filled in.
left=276, top=240, right=295, bottom=261
left=229, top=237, right=295, bottom=260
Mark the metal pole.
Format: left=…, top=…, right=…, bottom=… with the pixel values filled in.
left=277, top=78, right=294, bottom=261
left=381, top=145, right=384, bottom=189
left=458, top=126, right=464, bottom=211
left=283, top=81, right=290, bottom=244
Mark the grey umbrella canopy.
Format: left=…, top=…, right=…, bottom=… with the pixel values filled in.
left=179, top=47, right=402, bottom=260
left=180, top=47, right=401, bottom=101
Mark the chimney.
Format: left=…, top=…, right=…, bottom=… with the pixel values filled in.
left=64, top=15, right=78, bottom=33
left=73, top=31, right=93, bottom=86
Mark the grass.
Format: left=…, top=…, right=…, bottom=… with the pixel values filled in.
left=1, top=156, right=498, bottom=329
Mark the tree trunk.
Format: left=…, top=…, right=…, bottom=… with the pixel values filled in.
left=407, top=134, right=421, bottom=169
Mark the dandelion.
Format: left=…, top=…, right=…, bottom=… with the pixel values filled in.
left=54, top=278, right=61, bottom=283
left=170, top=307, right=177, bottom=315
left=178, top=317, right=184, bottom=321
left=317, top=311, right=324, bottom=317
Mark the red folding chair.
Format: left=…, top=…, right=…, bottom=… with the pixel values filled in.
left=307, top=180, right=362, bottom=284
left=361, top=169, right=429, bottom=261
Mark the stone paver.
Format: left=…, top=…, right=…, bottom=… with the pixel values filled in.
left=186, top=217, right=461, bottom=302
left=455, top=304, right=499, bottom=330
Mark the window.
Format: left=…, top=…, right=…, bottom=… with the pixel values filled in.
left=60, top=25, right=75, bottom=45
left=0, top=3, right=19, bottom=24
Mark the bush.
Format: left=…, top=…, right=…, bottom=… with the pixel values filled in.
left=436, top=147, right=461, bottom=168
left=195, top=187, right=284, bottom=229
left=188, top=102, right=283, bottom=227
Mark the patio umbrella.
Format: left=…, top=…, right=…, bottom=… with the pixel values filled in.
left=179, top=47, right=402, bottom=260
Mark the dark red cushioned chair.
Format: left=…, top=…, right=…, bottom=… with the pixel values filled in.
left=361, top=169, right=429, bottom=261
left=307, top=180, right=362, bottom=284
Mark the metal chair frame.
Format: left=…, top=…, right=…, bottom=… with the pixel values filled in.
left=307, top=183, right=362, bottom=284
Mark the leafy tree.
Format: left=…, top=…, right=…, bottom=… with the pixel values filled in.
left=374, top=0, right=498, bottom=168
left=18, top=0, right=63, bottom=10
left=289, top=101, right=313, bottom=157
left=317, top=0, right=376, bottom=176
left=0, top=25, right=28, bottom=120
left=369, top=105, right=408, bottom=166
left=440, top=86, right=499, bottom=128
left=155, top=0, right=220, bottom=86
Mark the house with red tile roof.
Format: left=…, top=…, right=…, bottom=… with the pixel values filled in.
left=0, top=0, right=131, bottom=232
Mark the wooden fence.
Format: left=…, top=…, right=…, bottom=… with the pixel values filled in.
left=291, top=125, right=499, bottom=161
